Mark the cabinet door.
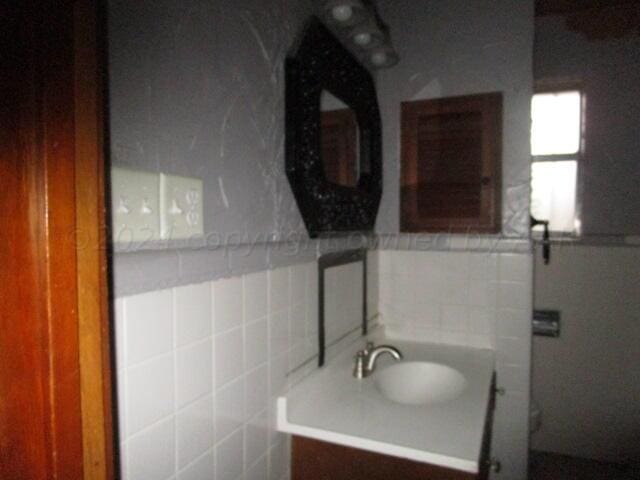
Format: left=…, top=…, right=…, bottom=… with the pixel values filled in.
left=292, top=436, right=476, bottom=480
left=400, top=93, right=502, bottom=233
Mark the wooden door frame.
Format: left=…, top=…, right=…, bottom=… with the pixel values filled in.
left=1, top=1, right=115, bottom=479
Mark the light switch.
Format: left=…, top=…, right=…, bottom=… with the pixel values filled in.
left=111, top=167, right=161, bottom=244
left=160, top=173, right=204, bottom=240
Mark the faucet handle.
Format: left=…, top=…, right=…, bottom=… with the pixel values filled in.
left=364, top=342, right=375, bottom=353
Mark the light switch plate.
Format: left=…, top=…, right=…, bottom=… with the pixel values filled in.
left=160, top=173, right=204, bottom=240
left=111, top=167, right=160, bottom=244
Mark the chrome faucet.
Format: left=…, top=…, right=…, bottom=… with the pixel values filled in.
left=353, top=343, right=403, bottom=379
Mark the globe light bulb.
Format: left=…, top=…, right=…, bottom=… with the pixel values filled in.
left=331, top=5, right=353, bottom=22
left=354, top=32, right=372, bottom=46
left=371, top=51, right=388, bottom=66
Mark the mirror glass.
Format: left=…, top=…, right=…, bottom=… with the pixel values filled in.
left=317, top=250, right=367, bottom=366
left=324, top=261, right=363, bottom=350
left=320, top=91, right=360, bottom=187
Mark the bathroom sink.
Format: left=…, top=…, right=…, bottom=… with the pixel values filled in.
left=374, top=362, right=467, bottom=405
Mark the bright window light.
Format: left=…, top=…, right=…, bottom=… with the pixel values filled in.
left=531, top=160, right=577, bottom=233
left=531, top=91, right=581, bottom=155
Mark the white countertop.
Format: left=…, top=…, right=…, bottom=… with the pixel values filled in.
left=277, top=332, right=495, bottom=473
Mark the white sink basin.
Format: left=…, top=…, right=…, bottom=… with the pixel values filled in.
left=374, top=361, right=467, bottom=405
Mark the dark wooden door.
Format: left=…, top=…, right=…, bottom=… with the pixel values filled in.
left=0, top=1, right=114, bottom=479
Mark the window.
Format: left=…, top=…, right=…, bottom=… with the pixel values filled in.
left=530, top=90, right=582, bottom=234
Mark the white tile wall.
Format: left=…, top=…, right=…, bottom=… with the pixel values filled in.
left=175, top=283, right=212, bottom=347
left=115, top=261, right=318, bottom=480
left=126, top=354, right=174, bottom=435
left=177, top=395, right=214, bottom=469
left=216, top=376, right=244, bottom=440
left=367, top=250, right=380, bottom=324
left=177, top=339, right=213, bottom=408
left=214, top=277, right=243, bottom=334
left=245, top=410, right=268, bottom=470
left=125, top=289, right=173, bottom=365
left=127, top=418, right=175, bottom=480
left=178, top=451, right=215, bottom=480
left=377, top=249, right=533, bottom=480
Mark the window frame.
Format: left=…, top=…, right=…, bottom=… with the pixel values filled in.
left=531, top=83, right=585, bottom=238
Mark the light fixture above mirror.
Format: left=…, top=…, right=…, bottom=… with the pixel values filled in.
left=319, top=0, right=399, bottom=69
left=370, top=44, right=399, bottom=67
left=350, top=17, right=384, bottom=49
left=323, top=0, right=366, bottom=26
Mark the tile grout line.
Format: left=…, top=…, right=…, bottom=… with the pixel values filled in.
left=176, top=445, right=214, bottom=478
left=266, top=267, right=274, bottom=478
left=210, top=279, right=217, bottom=478
left=240, top=273, right=247, bottom=479
left=171, top=287, right=178, bottom=477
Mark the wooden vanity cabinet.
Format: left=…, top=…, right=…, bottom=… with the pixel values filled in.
left=291, top=374, right=497, bottom=480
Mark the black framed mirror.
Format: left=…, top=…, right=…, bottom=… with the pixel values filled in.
left=318, top=249, right=367, bottom=367
left=285, top=18, right=382, bottom=237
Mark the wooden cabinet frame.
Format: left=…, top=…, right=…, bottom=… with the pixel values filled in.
left=400, top=93, right=503, bottom=233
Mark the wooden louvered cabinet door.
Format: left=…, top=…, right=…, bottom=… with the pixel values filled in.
left=400, top=93, right=502, bottom=233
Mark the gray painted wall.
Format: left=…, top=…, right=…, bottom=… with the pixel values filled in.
left=375, top=0, right=535, bottom=239
left=535, top=16, right=640, bottom=236
left=108, top=0, right=311, bottom=244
